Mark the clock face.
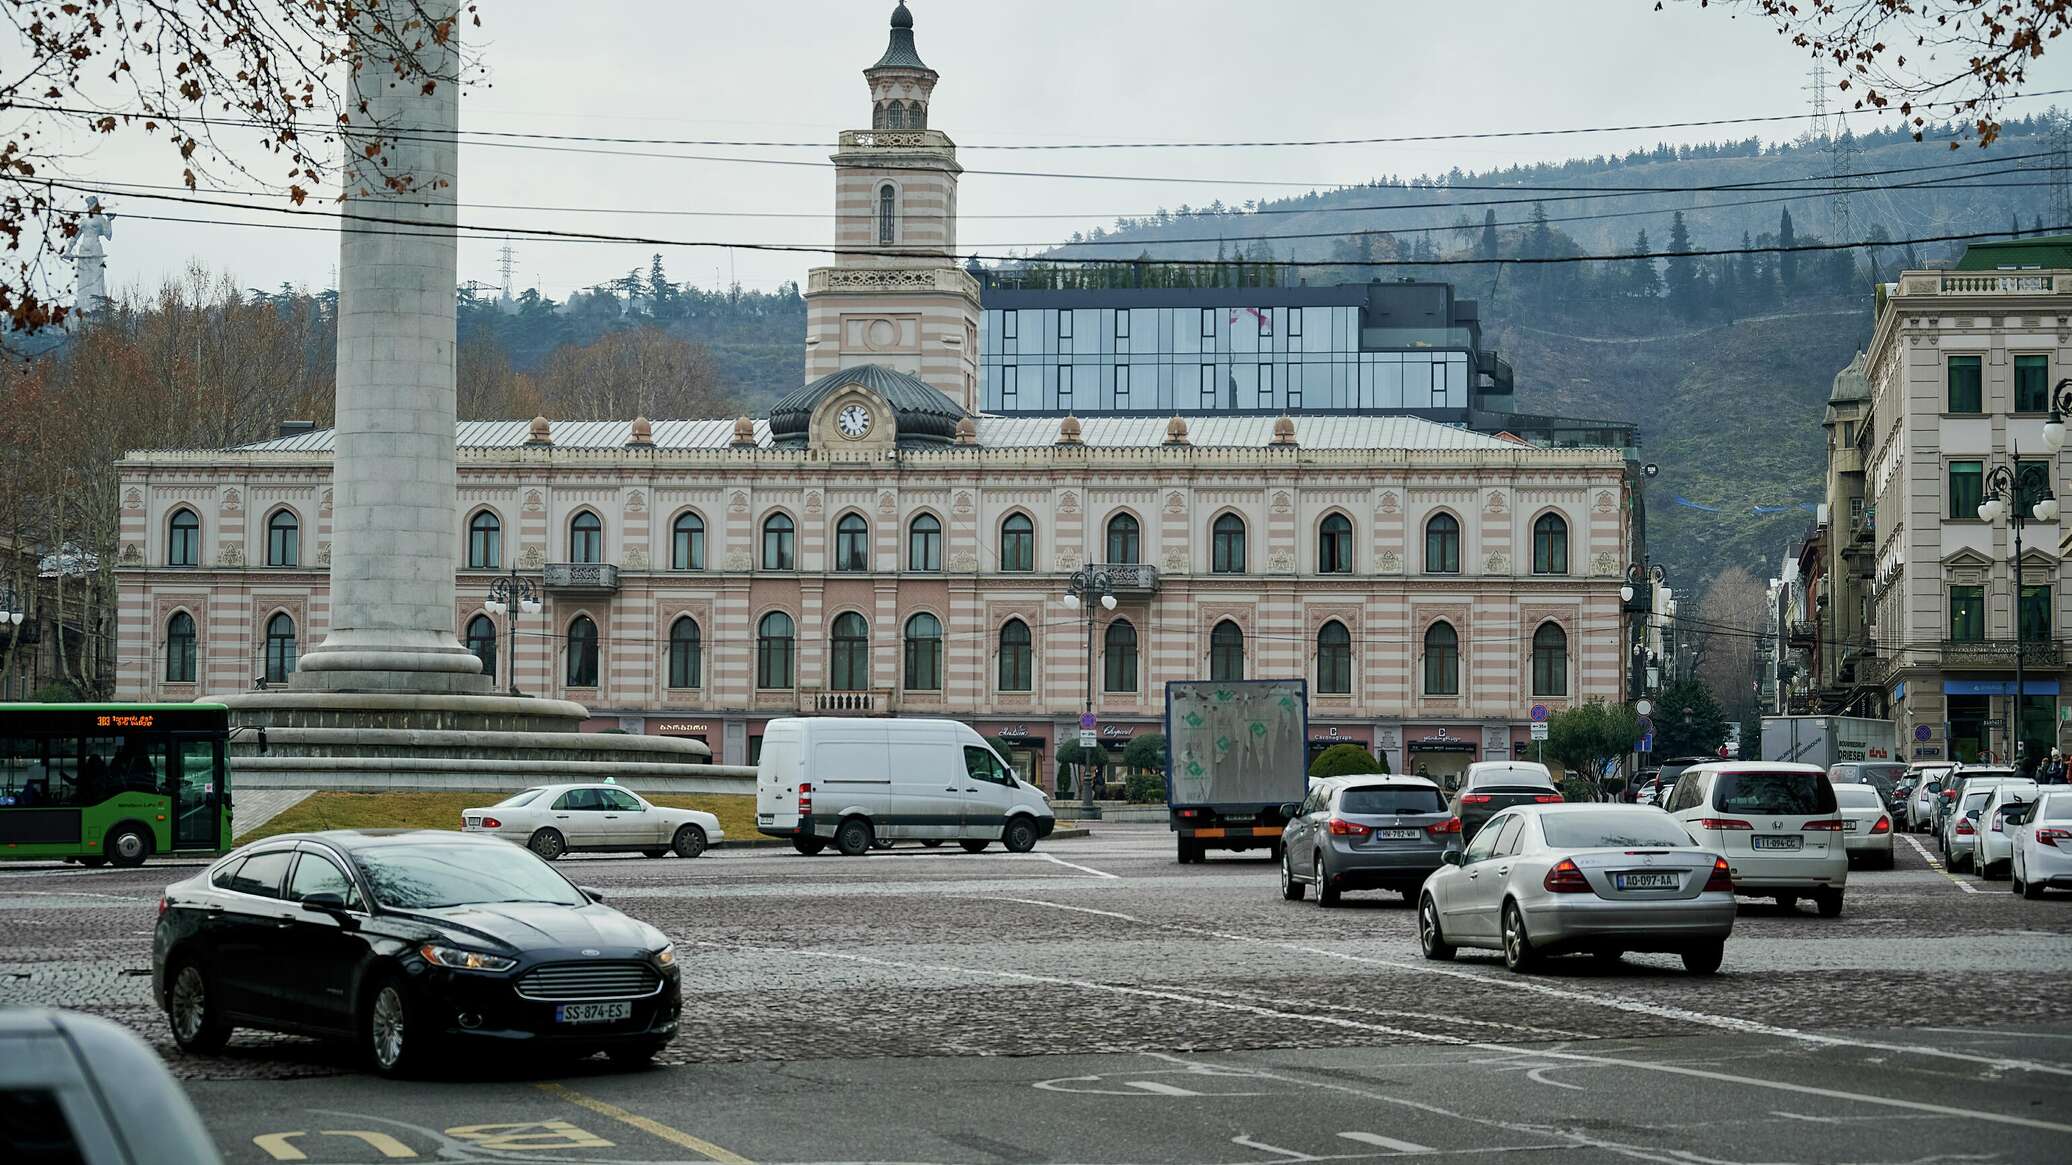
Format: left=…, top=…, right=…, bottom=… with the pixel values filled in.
left=837, top=403, right=873, bottom=439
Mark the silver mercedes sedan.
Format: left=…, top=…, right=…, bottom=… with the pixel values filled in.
left=1416, top=804, right=1737, bottom=976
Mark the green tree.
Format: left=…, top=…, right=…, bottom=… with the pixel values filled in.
left=1655, top=678, right=1729, bottom=759
left=1777, top=209, right=1798, bottom=289
left=1546, top=701, right=1640, bottom=799
left=1122, top=733, right=1168, bottom=773
left=984, top=735, right=1017, bottom=760
left=1629, top=230, right=1661, bottom=298
left=1664, top=211, right=1700, bottom=316
left=1479, top=208, right=1500, bottom=259
left=1308, top=743, right=1384, bottom=779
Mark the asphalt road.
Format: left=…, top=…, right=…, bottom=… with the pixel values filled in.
left=5, top=824, right=2071, bottom=1163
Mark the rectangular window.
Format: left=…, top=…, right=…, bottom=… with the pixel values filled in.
left=1200, top=363, right=1217, bottom=410
left=1257, top=363, right=1273, bottom=409
left=1200, top=308, right=1216, bottom=341
left=1057, top=364, right=1073, bottom=410
left=2016, top=354, right=2050, bottom=412
left=1057, top=309, right=1072, bottom=354
left=1115, top=310, right=1130, bottom=346
left=1001, top=364, right=1018, bottom=408
left=1289, top=307, right=1303, bottom=346
left=1115, top=364, right=1130, bottom=408
left=1287, top=363, right=1303, bottom=409
left=1001, top=310, right=1017, bottom=341
left=1949, top=460, right=1984, bottom=519
left=1947, top=355, right=1983, bottom=413
left=2022, top=584, right=2052, bottom=642
left=1949, top=584, right=1985, bottom=641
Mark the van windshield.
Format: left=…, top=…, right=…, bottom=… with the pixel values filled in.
left=1712, top=772, right=1837, bottom=816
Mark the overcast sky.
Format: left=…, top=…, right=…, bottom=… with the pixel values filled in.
left=58, top=0, right=2072, bottom=301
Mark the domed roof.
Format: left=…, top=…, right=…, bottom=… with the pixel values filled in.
left=767, top=363, right=969, bottom=447
left=890, top=0, right=912, bottom=29
left=1828, top=350, right=1868, bottom=405
left=871, top=1, right=932, bottom=72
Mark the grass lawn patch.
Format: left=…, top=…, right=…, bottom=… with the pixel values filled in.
left=244, top=790, right=760, bottom=843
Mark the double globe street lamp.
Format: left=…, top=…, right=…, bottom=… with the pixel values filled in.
left=1976, top=442, right=2058, bottom=767
left=1059, top=566, right=1117, bottom=817
left=483, top=566, right=542, bottom=697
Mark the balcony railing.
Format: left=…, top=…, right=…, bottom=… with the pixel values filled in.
left=798, top=688, right=898, bottom=715
left=1939, top=639, right=2064, bottom=668
left=1788, top=620, right=1817, bottom=646
left=1937, top=273, right=2058, bottom=294
left=837, top=129, right=955, bottom=150
left=543, top=563, right=620, bottom=594
left=1089, top=563, right=1160, bottom=593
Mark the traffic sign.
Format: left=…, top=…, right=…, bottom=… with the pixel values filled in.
left=1914, top=724, right=1932, bottom=742
left=1530, top=722, right=1549, bottom=741
left=1529, top=704, right=1550, bottom=723
left=1079, top=729, right=1097, bottom=749
left=1638, top=732, right=1655, bottom=753
left=1079, top=712, right=1097, bottom=730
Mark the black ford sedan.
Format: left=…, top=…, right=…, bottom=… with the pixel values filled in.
left=152, top=830, right=679, bottom=1077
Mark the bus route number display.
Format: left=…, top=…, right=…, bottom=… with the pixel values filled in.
left=95, top=714, right=155, bottom=729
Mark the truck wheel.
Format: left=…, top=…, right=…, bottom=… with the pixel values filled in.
left=105, top=823, right=153, bottom=868
left=959, top=840, right=990, bottom=853
left=791, top=836, right=826, bottom=856
left=834, top=817, right=874, bottom=856
left=1177, top=838, right=1202, bottom=864
left=1003, top=817, right=1039, bottom=854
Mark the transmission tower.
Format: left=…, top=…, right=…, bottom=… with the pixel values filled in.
left=1804, top=63, right=1831, bottom=144
left=496, top=238, right=517, bottom=301
left=1830, top=127, right=1859, bottom=243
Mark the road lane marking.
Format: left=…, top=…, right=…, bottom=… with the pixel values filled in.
left=1524, top=1065, right=1585, bottom=1092
left=1900, top=834, right=1980, bottom=893
left=986, top=895, right=2072, bottom=1080
left=535, top=1082, right=750, bottom=1163
left=1337, top=1130, right=1436, bottom=1152
left=705, top=941, right=2072, bottom=1133
left=443, top=1119, right=610, bottom=1150
left=1039, top=852, right=1120, bottom=879
left=252, top=1133, right=307, bottom=1162
left=321, top=1131, right=415, bottom=1158
left=1232, top=1134, right=1315, bottom=1159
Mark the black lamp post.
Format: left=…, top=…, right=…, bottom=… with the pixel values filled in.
left=483, top=564, right=542, bottom=697
left=1060, top=563, right=1116, bottom=818
left=1978, top=446, right=2057, bottom=767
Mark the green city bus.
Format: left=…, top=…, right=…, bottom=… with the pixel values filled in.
left=0, top=703, right=233, bottom=866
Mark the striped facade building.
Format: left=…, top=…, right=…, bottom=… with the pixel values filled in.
left=113, top=3, right=1639, bottom=787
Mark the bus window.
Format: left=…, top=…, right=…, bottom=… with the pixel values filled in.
left=83, top=735, right=167, bottom=799
left=173, top=739, right=221, bottom=851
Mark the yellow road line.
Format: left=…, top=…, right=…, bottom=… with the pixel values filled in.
left=535, top=1082, right=753, bottom=1164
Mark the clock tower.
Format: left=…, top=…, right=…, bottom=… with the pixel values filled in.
left=802, top=2, right=982, bottom=412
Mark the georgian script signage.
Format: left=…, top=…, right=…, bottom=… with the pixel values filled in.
left=656, top=722, right=709, bottom=734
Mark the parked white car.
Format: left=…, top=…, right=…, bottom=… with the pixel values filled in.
left=2011, top=789, right=2072, bottom=898
left=462, top=782, right=723, bottom=861
left=1907, top=764, right=1953, bottom=833
left=1830, top=783, right=1895, bottom=869
left=1974, top=780, right=2040, bottom=880
left=1944, top=787, right=1994, bottom=873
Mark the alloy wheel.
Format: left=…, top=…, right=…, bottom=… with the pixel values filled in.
left=371, top=986, right=407, bottom=1070
left=171, top=966, right=207, bottom=1042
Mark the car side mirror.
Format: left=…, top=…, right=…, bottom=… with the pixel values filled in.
left=301, top=892, right=347, bottom=913
left=581, top=886, right=606, bottom=903
left=1278, top=802, right=1300, bottom=818
left=1441, top=851, right=1462, bottom=866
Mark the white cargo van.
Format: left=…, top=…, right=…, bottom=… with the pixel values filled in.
left=755, top=717, right=1055, bottom=856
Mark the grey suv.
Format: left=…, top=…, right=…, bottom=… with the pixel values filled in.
left=1279, top=776, right=1460, bottom=906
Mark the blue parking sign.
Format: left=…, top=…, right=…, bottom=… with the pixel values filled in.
left=1638, top=732, right=1654, bottom=753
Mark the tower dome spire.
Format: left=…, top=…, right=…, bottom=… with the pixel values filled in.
left=872, top=1, right=931, bottom=73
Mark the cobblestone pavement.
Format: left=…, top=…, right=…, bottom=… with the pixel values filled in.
left=5, top=824, right=2071, bottom=1161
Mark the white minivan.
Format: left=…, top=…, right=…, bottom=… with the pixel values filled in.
left=1663, top=761, right=1849, bottom=916
left=755, top=717, right=1055, bottom=856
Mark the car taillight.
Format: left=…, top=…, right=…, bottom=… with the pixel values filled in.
left=1543, top=858, right=1591, bottom=893
left=157, top=895, right=169, bottom=918
left=1871, top=816, right=1891, bottom=835
left=1802, top=819, right=1845, bottom=832
left=1703, top=857, right=1734, bottom=892
left=481, top=816, right=501, bottom=830
left=1698, top=818, right=1753, bottom=830
left=1178, top=808, right=1200, bottom=818
left=1992, top=814, right=2009, bottom=833
left=1955, top=819, right=1975, bottom=836
left=797, top=783, right=813, bottom=816
left=2038, top=828, right=2072, bottom=848
left=1427, top=817, right=1462, bottom=836
left=1327, top=817, right=1372, bottom=837
left=1533, top=794, right=1564, bottom=804
left=1461, top=794, right=1492, bottom=804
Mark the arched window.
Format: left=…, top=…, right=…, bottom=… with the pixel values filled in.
left=565, top=616, right=599, bottom=687
left=834, top=513, right=870, bottom=572
left=266, top=509, right=299, bottom=567
left=1318, top=513, right=1353, bottom=574
left=1210, top=620, right=1245, bottom=682
left=668, top=616, right=702, bottom=689
left=1000, top=513, right=1035, bottom=572
left=1423, top=621, right=1460, bottom=696
left=1317, top=620, right=1352, bottom=695
left=165, top=612, right=197, bottom=683
left=873, top=101, right=888, bottom=130
left=903, top=612, right=943, bottom=691
left=464, top=614, right=497, bottom=678
left=909, top=102, right=926, bottom=130
left=672, top=512, right=705, bottom=571
left=1532, top=513, right=1569, bottom=575
left=1532, top=622, right=1568, bottom=697
left=467, top=510, right=501, bottom=569
left=1425, top=513, right=1460, bottom=574
left=908, top=514, right=942, bottom=572
left=885, top=102, right=906, bottom=130
left=569, top=511, right=603, bottom=565
left=1106, top=513, right=1140, bottom=564
left=830, top=612, right=870, bottom=691
left=263, top=612, right=297, bottom=683
left=168, top=508, right=200, bottom=567
left=878, top=184, right=896, bottom=245
left=762, top=514, right=795, bottom=570
left=1212, top=513, right=1247, bottom=574
left=1104, top=619, right=1138, bottom=693
left=998, top=618, right=1033, bottom=691
left=756, top=613, right=795, bottom=689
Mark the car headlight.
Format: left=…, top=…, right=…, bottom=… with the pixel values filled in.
left=419, top=943, right=517, bottom=972
left=654, top=943, right=675, bottom=967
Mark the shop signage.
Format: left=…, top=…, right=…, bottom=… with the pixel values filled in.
left=1408, top=727, right=1477, bottom=753
left=655, top=722, right=709, bottom=734
left=1308, top=725, right=1368, bottom=744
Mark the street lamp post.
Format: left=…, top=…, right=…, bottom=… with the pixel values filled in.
left=482, top=564, right=542, bottom=697
left=0, top=589, right=23, bottom=701
left=1978, top=444, right=2057, bottom=769
left=1060, top=564, right=1116, bottom=819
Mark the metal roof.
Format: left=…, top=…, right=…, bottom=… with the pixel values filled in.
left=230, top=412, right=1520, bottom=454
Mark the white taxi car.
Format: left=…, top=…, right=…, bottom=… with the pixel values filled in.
left=462, top=782, right=723, bottom=861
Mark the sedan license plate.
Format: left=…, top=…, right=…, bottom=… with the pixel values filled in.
left=462, top=820, right=482, bottom=831
left=1751, top=835, right=1802, bottom=850
left=555, top=1001, right=630, bottom=1025
left=1615, top=872, right=1679, bottom=890
left=1842, top=821, right=1858, bottom=832
left=1379, top=828, right=1422, bottom=840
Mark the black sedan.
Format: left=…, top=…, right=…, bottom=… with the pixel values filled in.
left=152, top=830, right=680, bottom=1077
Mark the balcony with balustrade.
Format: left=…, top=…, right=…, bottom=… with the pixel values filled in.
left=543, top=563, right=620, bottom=594
left=1938, top=639, right=2064, bottom=669
left=797, top=688, right=899, bottom=716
